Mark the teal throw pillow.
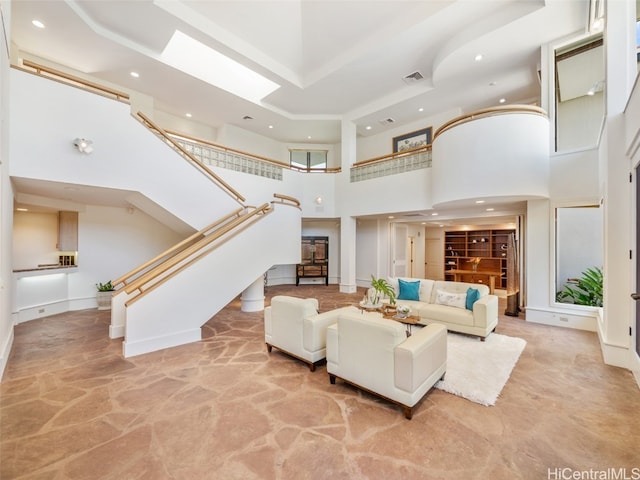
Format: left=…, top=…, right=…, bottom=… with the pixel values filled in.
left=466, top=287, right=480, bottom=310
left=398, top=279, right=420, bottom=301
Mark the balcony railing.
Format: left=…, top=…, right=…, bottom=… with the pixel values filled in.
left=169, top=132, right=287, bottom=181
left=350, top=145, right=432, bottom=182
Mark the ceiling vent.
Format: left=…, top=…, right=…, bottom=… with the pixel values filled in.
left=379, top=118, right=395, bottom=125
left=403, top=71, right=424, bottom=85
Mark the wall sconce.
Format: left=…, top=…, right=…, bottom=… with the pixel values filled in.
left=315, top=196, right=323, bottom=205
left=73, top=138, right=93, bottom=154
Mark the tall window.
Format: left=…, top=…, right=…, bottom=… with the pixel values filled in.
left=554, top=36, right=605, bottom=152
left=555, top=205, right=603, bottom=306
left=290, top=150, right=327, bottom=171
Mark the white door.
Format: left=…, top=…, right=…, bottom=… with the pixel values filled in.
left=425, top=238, right=444, bottom=280
left=392, top=224, right=408, bottom=277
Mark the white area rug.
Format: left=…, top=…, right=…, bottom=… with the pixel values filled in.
left=434, top=332, right=526, bottom=406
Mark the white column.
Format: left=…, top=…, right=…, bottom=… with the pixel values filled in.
left=600, top=0, right=636, bottom=368
left=241, top=275, right=265, bottom=312
left=339, top=119, right=357, bottom=293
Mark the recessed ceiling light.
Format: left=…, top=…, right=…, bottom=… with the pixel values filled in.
left=185, top=113, right=192, bottom=118
left=418, top=107, right=424, bottom=112
left=130, top=71, right=139, bottom=78
left=365, top=126, right=372, bottom=130
left=499, top=98, right=506, bottom=104
left=268, top=125, right=273, bottom=129
left=486, top=208, right=495, bottom=211
left=307, top=136, right=312, bottom=139
left=475, top=200, right=485, bottom=204
left=388, top=216, right=394, bottom=219
left=32, top=20, right=45, bottom=29
left=431, top=212, right=438, bottom=216
left=16, top=207, right=28, bottom=212
left=475, top=54, right=483, bottom=61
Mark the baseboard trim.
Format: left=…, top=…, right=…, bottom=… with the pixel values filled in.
left=122, top=328, right=201, bottom=358
left=109, top=325, right=125, bottom=339
left=524, top=306, right=597, bottom=332
left=0, top=327, right=14, bottom=381
left=14, top=300, right=70, bottom=323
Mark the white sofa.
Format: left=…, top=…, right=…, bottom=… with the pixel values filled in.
left=387, top=277, right=498, bottom=340
left=264, top=295, right=353, bottom=371
left=326, top=308, right=447, bottom=419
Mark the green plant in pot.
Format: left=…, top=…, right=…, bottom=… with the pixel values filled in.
left=366, top=275, right=396, bottom=307
left=95, top=280, right=115, bottom=310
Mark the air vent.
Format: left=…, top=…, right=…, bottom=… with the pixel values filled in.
left=379, top=118, right=395, bottom=125
left=403, top=71, right=424, bottom=84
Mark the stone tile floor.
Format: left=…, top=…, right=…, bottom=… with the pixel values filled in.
left=1, top=285, right=639, bottom=479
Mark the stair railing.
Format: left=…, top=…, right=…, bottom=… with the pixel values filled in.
left=136, top=111, right=246, bottom=205
left=111, top=207, right=247, bottom=291
left=124, top=203, right=272, bottom=306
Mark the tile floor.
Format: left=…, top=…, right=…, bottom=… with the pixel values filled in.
left=1, top=285, right=639, bottom=479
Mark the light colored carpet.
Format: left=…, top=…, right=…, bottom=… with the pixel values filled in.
left=435, top=332, right=526, bottom=406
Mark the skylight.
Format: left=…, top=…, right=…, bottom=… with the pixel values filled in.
left=161, top=30, right=280, bottom=104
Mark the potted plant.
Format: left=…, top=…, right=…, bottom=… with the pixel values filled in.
left=95, top=280, right=115, bottom=310
left=364, top=275, right=396, bottom=307
left=396, top=304, right=411, bottom=319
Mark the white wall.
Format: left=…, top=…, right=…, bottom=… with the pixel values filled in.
left=356, top=109, right=459, bottom=162
left=13, top=212, right=59, bottom=269
left=12, top=205, right=185, bottom=320
left=10, top=69, right=242, bottom=232
left=356, top=219, right=380, bottom=286
left=0, top=0, right=13, bottom=379
left=432, top=112, right=550, bottom=206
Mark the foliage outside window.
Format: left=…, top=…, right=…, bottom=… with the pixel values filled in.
left=555, top=206, right=603, bottom=307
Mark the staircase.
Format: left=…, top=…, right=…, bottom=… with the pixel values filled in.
left=9, top=65, right=302, bottom=357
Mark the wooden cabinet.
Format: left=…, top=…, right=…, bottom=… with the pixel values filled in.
left=57, top=211, right=78, bottom=251
left=296, top=236, right=328, bottom=285
left=444, top=229, right=514, bottom=290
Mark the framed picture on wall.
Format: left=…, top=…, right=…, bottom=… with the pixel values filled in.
left=392, top=126, right=432, bottom=153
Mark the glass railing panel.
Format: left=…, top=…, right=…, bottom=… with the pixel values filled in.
left=350, top=148, right=431, bottom=183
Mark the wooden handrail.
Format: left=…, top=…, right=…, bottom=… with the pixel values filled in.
left=272, top=193, right=301, bottom=208
left=112, top=207, right=246, bottom=290
left=352, top=144, right=431, bottom=168
left=433, top=105, right=548, bottom=141
left=167, top=130, right=341, bottom=173
left=136, top=112, right=246, bottom=204
left=166, top=130, right=288, bottom=168
left=124, top=203, right=270, bottom=297
left=18, top=60, right=130, bottom=102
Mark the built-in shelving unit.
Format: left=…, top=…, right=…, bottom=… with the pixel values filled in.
left=444, top=229, right=514, bottom=289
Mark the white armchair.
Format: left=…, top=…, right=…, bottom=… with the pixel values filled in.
left=326, top=309, right=447, bottom=419
left=264, top=296, right=349, bottom=371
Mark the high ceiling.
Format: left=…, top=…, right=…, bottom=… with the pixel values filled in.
left=11, top=0, right=589, bottom=145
